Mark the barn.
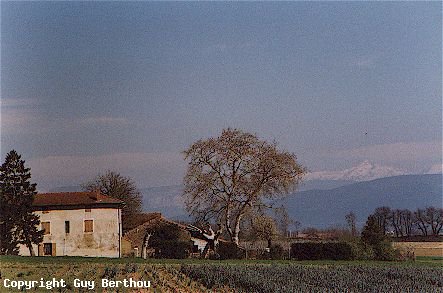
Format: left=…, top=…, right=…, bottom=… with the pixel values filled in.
left=122, top=215, right=210, bottom=258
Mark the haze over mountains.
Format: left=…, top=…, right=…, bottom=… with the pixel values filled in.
left=304, top=160, right=406, bottom=182
left=51, top=161, right=442, bottom=229
left=138, top=161, right=442, bottom=228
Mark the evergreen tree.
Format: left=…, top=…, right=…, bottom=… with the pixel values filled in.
left=0, top=150, right=43, bottom=255
left=361, top=215, right=385, bottom=246
left=361, top=214, right=397, bottom=260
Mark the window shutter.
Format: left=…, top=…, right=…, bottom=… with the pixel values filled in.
left=51, top=243, right=56, bottom=256
left=42, top=222, right=50, bottom=234
left=84, top=220, right=93, bottom=232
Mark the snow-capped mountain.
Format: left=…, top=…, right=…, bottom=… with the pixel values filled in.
left=305, top=160, right=406, bottom=182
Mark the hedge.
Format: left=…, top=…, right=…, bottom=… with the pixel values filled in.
left=290, top=242, right=355, bottom=260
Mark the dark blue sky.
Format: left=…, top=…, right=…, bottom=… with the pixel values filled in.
left=1, top=2, right=441, bottom=190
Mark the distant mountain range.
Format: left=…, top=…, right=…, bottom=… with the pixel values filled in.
left=304, top=160, right=406, bottom=182
left=279, top=174, right=442, bottom=229
left=139, top=174, right=442, bottom=229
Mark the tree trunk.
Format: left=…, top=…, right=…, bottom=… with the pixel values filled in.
left=232, top=215, right=242, bottom=246
left=26, top=238, right=35, bottom=256
left=226, top=205, right=233, bottom=240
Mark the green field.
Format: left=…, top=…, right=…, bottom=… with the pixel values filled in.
left=1, top=256, right=442, bottom=292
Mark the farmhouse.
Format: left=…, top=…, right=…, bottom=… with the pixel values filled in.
left=18, top=191, right=123, bottom=258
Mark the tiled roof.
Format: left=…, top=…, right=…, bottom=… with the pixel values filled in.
left=123, top=216, right=188, bottom=245
left=33, top=192, right=123, bottom=208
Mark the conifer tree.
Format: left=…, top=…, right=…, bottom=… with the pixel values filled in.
left=361, top=215, right=385, bottom=246
left=0, top=150, right=43, bottom=255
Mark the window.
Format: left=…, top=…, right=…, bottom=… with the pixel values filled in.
left=84, top=220, right=93, bottom=233
left=43, top=243, right=52, bottom=255
left=41, top=222, right=50, bottom=235
left=65, top=221, right=70, bottom=234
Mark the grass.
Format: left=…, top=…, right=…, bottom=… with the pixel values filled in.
left=416, top=255, right=443, bottom=264
left=2, top=255, right=442, bottom=267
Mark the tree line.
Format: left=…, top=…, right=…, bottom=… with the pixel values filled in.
left=371, top=206, right=443, bottom=237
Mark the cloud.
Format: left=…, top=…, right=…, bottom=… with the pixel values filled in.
left=0, top=98, right=42, bottom=108
left=355, top=58, right=375, bottom=68
left=331, top=141, right=441, bottom=164
left=204, top=42, right=254, bottom=54
left=1, top=98, right=45, bottom=132
left=349, top=55, right=377, bottom=69
left=427, top=164, right=443, bottom=174
left=1, top=108, right=42, bottom=133
left=1, top=110, right=130, bottom=135
left=28, top=152, right=186, bottom=191
left=80, top=117, right=129, bottom=126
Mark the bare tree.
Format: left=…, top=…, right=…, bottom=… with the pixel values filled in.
left=425, top=207, right=443, bottom=236
left=373, top=207, right=391, bottom=235
left=274, top=205, right=293, bottom=237
left=292, top=221, right=301, bottom=238
left=413, top=208, right=429, bottom=236
left=183, top=128, right=305, bottom=246
left=399, top=209, right=414, bottom=237
left=83, top=170, right=142, bottom=232
left=390, top=209, right=404, bottom=237
left=345, top=211, right=357, bottom=237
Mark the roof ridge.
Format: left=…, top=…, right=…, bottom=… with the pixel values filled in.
left=33, top=192, right=123, bottom=208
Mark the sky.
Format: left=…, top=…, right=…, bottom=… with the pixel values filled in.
left=1, top=2, right=441, bottom=191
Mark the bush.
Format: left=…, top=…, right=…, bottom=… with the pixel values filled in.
left=218, top=242, right=245, bottom=260
left=155, top=240, right=193, bottom=259
left=270, top=244, right=285, bottom=260
left=148, top=222, right=193, bottom=259
left=372, top=240, right=400, bottom=261
left=290, top=242, right=356, bottom=260
left=347, top=241, right=374, bottom=260
left=257, top=245, right=285, bottom=260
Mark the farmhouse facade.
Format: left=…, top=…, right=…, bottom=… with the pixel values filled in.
left=18, top=191, right=123, bottom=258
